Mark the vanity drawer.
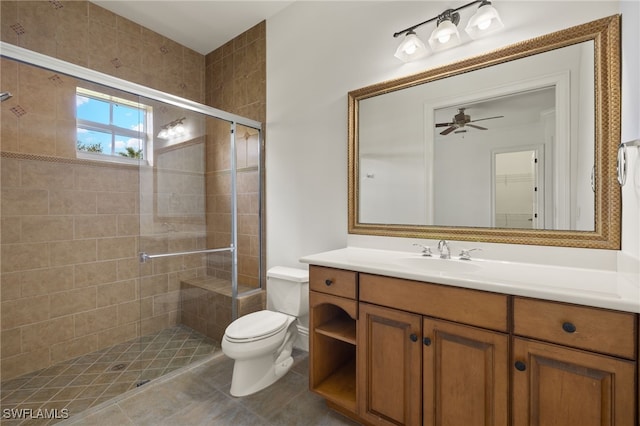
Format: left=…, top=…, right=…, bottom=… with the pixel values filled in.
left=513, top=297, right=637, bottom=359
left=309, top=266, right=358, bottom=299
left=359, top=273, right=508, bottom=332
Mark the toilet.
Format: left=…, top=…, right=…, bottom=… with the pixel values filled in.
left=221, top=266, right=309, bottom=397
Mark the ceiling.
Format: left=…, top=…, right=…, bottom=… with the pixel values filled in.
left=90, top=1, right=295, bottom=55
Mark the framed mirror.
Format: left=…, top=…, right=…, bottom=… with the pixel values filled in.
left=348, top=15, right=621, bottom=249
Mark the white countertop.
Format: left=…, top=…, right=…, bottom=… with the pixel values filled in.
left=300, top=247, right=640, bottom=313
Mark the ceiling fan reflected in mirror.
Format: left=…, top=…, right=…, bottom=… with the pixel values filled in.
left=436, top=107, right=504, bottom=135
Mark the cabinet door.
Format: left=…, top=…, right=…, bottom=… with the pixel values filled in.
left=423, top=318, right=509, bottom=426
left=513, top=337, right=636, bottom=426
left=358, top=302, right=422, bottom=426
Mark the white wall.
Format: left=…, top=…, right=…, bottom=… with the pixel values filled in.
left=267, top=1, right=637, bottom=273
left=619, top=1, right=640, bottom=278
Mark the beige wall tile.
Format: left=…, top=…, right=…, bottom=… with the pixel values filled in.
left=21, top=216, right=74, bottom=242
left=49, top=287, right=96, bottom=318
left=117, top=300, right=140, bottom=325
left=1, top=242, right=49, bottom=273
left=1, top=348, right=49, bottom=381
left=50, top=334, right=98, bottom=364
left=96, top=279, right=136, bottom=307
left=1, top=157, right=21, bottom=187
left=74, top=260, right=118, bottom=288
left=0, top=272, right=21, bottom=301
left=1, top=188, right=49, bottom=216
left=141, top=274, right=168, bottom=298
left=21, top=265, right=74, bottom=296
left=49, top=190, right=97, bottom=215
left=153, top=290, right=180, bottom=316
left=1, top=327, right=21, bottom=359
left=74, top=215, right=117, bottom=239
left=140, top=314, right=168, bottom=335
left=117, top=214, right=139, bottom=236
left=18, top=113, right=57, bottom=156
left=97, top=236, right=136, bottom=260
left=1, top=294, right=49, bottom=329
left=74, top=305, right=118, bottom=337
left=97, top=323, right=138, bottom=348
left=117, top=257, right=148, bottom=281
left=97, top=192, right=137, bottom=214
left=50, top=239, right=96, bottom=266
left=21, top=161, right=74, bottom=189
left=21, top=316, right=74, bottom=353
left=2, top=216, right=21, bottom=244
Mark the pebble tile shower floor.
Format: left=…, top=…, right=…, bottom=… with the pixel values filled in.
left=0, top=325, right=218, bottom=425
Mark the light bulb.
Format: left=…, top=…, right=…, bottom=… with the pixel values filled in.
left=438, top=34, right=451, bottom=44
left=477, top=19, right=492, bottom=30
left=174, top=123, right=185, bottom=134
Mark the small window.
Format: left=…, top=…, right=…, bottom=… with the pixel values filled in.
left=76, top=88, right=152, bottom=163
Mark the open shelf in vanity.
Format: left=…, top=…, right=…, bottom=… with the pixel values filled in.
left=308, top=266, right=358, bottom=413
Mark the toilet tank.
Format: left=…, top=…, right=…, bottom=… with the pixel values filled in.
left=266, top=267, right=309, bottom=317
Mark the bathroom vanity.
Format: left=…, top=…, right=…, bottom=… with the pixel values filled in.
left=302, top=247, right=639, bottom=426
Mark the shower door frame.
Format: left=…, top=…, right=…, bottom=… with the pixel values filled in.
left=1, top=42, right=263, bottom=321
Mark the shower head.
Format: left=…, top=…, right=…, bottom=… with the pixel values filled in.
left=1, top=92, right=13, bottom=102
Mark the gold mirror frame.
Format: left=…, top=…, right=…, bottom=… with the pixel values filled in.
left=348, top=15, right=621, bottom=250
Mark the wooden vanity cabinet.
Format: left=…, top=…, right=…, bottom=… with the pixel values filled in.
left=357, top=303, right=422, bottom=425
left=308, top=266, right=639, bottom=426
left=512, top=297, right=637, bottom=426
left=358, top=274, right=509, bottom=426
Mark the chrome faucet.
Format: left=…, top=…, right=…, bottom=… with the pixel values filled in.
left=413, top=243, right=432, bottom=257
left=437, top=240, right=450, bottom=259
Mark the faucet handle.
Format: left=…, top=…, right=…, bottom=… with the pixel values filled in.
left=413, top=243, right=433, bottom=257
left=459, top=248, right=482, bottom=260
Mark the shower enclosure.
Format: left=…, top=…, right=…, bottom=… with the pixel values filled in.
left=0, top=43, right=263, bottom=416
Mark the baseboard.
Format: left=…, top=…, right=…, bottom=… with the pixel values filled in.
left=295, top=324, right=309, bottom=351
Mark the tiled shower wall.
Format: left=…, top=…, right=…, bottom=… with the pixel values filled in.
left=0, top=0, right=210, bottom=381
left=205, top=22, right=266, bottom=288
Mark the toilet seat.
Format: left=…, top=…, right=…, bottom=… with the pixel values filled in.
left=224, top=310, right=291, bottom=343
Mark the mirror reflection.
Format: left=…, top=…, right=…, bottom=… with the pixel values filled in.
left=349, top=15, right=621, bottom=249
left=358, top=41, right=594, bottom=231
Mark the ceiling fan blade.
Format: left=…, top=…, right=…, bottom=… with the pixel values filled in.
left=440, top=126, right=456, bottom=135
left=467, top=124, right=487, bottom=130
left=435, top=122, right=453, bottom=127
left=470, top=115, right=504, bottom=123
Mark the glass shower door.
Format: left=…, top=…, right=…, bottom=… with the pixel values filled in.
left=136, top=106, right=235, bottom=383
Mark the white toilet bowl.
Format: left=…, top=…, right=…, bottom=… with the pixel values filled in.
left=221, top=266, right=309, bottom=397
left=222, top=310, right=298, bottom=397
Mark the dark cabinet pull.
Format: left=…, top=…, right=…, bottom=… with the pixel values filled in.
left=410, top=333, right=418, bottom=342
left=423, top=337, right=432, bottom=346
left=514, top=361, right=526, bottom=371
left=562, top=322, right=576, bottom=333
left=325, top=279, right=333, bottom=286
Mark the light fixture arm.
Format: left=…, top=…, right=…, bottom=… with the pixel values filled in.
left=393, top=0, right=484, bottom=38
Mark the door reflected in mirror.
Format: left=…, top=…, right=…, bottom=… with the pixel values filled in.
left=493, top=149, right=539, bottom=230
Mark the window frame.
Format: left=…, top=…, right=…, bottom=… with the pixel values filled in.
left=76, top=87, right=153, bottom=164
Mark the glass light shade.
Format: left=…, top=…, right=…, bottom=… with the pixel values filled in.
left=157, top=129, right=168, bottom=139
left=394, top=32, right=429, bottom=62
left=428, top=19, right=461, bottom=51
left=465, top=3, right=504, bottom=39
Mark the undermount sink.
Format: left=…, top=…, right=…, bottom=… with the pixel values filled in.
left=395, top=256, right=482, bottom=274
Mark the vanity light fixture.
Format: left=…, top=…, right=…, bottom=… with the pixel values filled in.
left=393, top=0, right=504, bottom=62
left=157, top=117, right=186, bottom=139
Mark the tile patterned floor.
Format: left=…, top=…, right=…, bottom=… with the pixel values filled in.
left=0, top=326, right=218, bottom=425
left=60, top=349, right=361, bottom=426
